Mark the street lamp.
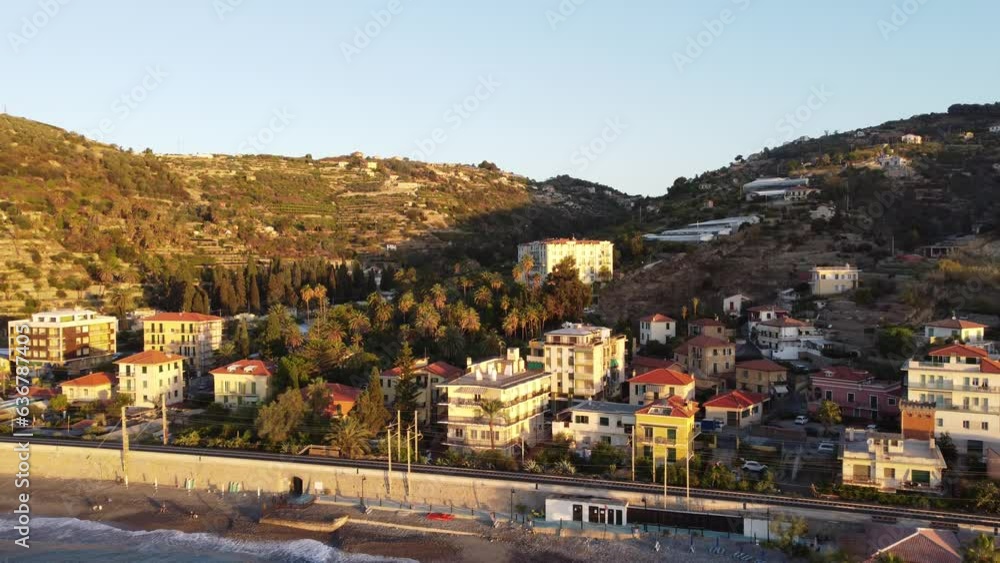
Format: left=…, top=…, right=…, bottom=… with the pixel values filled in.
left=510, top=489, right=515, bottom=523
left=361, top=476, right=367, bottom=507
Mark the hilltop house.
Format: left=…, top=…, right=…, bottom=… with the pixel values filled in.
left=905, top=343, right=1000, bottom=455
left=627, top=368, right=696, bottom=406
left=674, top=335, right=735, bottom=377
left=516, top=239, right=613, bottom=285
left=810, top=366, right=901, bottom=421
left=809, top=264, right=859, bottom=296
left=638, top=313, right=675, bottom=345
left=901, top=134, right=923, bottom=144
left=703, top=390, right=768, bottom=428
left=754, top=317, right=822, bottom=360
left=923, top=317, right=988, bottom=345
left=60, top=372, right=114, bottom=403
left=841, top=429, right=946, bottom=493
left=210, top=359, right=275, bottom=409
left=747, top=305, right=789, bottom=332
left=723, top=294, right=750, bottom=317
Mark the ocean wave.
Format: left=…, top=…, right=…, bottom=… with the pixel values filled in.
left=0, top=517, right=411, bottom=562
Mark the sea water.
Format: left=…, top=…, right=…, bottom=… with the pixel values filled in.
left=0, top=517, right=409, bottom=562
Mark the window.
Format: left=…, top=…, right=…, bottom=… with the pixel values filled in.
left=983, top=422, right=990, bottom=431
left=847, top=393, right=855, bottom=404
left=574, top=415, right=590, bottom=424
left=887, top=397, right=896, bottom=406
left=824, top=391, right=832, bottom=401
left=963, top=420, right=971, bottom=429
left=454, top=428, right=464, bottom=438
left=936, top=418, right=943, bottom=427
left=644, top=427, right=653, bottom=439
left=599, top=417, right=610, bottom=427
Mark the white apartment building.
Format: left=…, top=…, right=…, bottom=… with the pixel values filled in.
left=527, top=324, right=627, bottom=407
left=114, top=350, right=185, bottom=408
left=841, top=429, right=947, bottom=493
left=517, top=239, right=613, bottom=285
left=638, top=313, right=675, bottom=345
left=554, top=400, right=638, bottom=452
left=810, top=264, right=859, bottom=296
left=906, top=344, right=1000, bottom=455
left=754, top=317, right=822, bottom=360
left=143, top=312, right=224, bottom=375
left=7, top=309, right=118, bottom=373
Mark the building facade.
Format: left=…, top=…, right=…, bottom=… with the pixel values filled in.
left=627, top=368, right=695, bottom=406
left=528, top=324, right=626, bottom=406
left=7, top=309, right=117, bottom=373
left=905, top=344, right=1000, bottom=455
left=754, top=317, right=821, bottom=360
left=638, top=314, right=675, bottom=345
left=746, top=306, right=790, bottom=333
left=810, top=366, right=901, bottom=421
left=703, top=390, right=767, bottom=428
left=810, top=264, right=859, bottom=296
left=60, top=372, right=113, bottom=402
left=674, top=335, right=735, bottom=377
left=923, top=318, right=987, bottom=344
left=142, top=312, right=224, bottom=375
left=634, top=395, right=699, bottom=465
left=115, top=350, right=185, bottom=408
left=687, top=318, right=726, bottom=339
left=381, top=359, right=464, bottom=425
left=555, top=400, right=638, bottom=452
left=439, top=349, right=550, bottom=454
left=734, top=359, right=789, bottom=394
left=516, top=239, right=613, bottom=285
left=841, top=429, right=946, bottom=493
left=210, top=359, right=274, bottom=409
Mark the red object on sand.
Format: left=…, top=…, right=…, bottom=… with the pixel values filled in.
left=426, top=513, right=455, bottom=521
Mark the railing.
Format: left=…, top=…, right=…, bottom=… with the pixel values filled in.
left=444, top=388, right=550, bottom=409
left=843, top=476, right=942, bottom=492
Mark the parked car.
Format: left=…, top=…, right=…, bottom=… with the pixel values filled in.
left=865, top=423, right=878, bottom=431
left=742, top=460, right=768, bottom=472
left=817, top=442, right=836, bottom=454
left=794, top=415, right=809, bottom=425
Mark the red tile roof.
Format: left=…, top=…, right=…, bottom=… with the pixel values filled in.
left=61, top=372, right=113, bottom=387
left=628, top=368, right=694, bottom=386
left=210, top=360, right=275, bottom=377
left=640, top=313, right=675, bottom=323
left=144, top=312, right=224, bottom=323
left=814, top=365, right=871, bottom=382
left=680, top=335, right=732, bottom=352
left=928, top=343, right=989, bottom=359
left=690, top=318, right=724, bottom=327
left=636, top=394, right=698, bottom=418
left=736, top=359, right=787, bottom=372
left=27, top=387, right=56, bottom=399
left=926, top=318, right=988, bottom=330
left=867, top=528, right=962, bottom=563
left=632, top=356, right=683, bottom=370
left=327, top=383, right=363, bottom=403
left=980, top=358, right=1000, bottom=374
left=381, top=360, right=464, bottom=381
left=115, top=350, right=185, bottom=365
left=704, top=390, right=767, bottom=410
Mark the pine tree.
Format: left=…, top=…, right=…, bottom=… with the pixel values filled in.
left=355, top=367, right=390, bottom=434
left=392, top=342, right=421, bottom=425
left=249, top=274, right=261, bottom=313
left=235, top=320, right=250, bottom=358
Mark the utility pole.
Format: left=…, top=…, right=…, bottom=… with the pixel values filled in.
left=121, top=407, right=129, bottom=489
left=413, top=410, right=419, bottom=461
left=387, top=427, right=393, bottom=496
left=520, top=435, right=525, bottom=466
left=686, top=452, right=691, bottom=511
left=630, top=432, right=635, bottom=481
left=161, top=394, right=168, bottom=445
left=397, top=410, right=402, bottom=459
left=406, top=428, right=412, bottom=489
left=663, top=450, right=667, bottom=507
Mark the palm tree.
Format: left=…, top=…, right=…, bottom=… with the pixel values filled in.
left=458, top=276, right=472, bottom=298
left=458, top=306, right=481, bottom=334
left=692, top=297, right=700, bottom=318
left=325, top=416, right=373, bottom=459
left=681, top=305, right=689, bottom=321
left=478, top=399, right=504, bottom=450
left=313, top=285, right=328, bottom=316
left=429, top=283, right=447, bottom=311
left=503, top=310, right=520, bottom=338
left=963, top=534, right=1000, bottom=563
left=398, top=290, right=415, bottom=321
left=474, top=286, right=492, bottom=308
left=300, top=285, right=315, bottom=320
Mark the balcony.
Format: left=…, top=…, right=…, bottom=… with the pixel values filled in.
left=443, top=388, right=550, bottom=409
left=842, top=476, right=942, bottom=493
left=929, top=401, right=1000, bottom=415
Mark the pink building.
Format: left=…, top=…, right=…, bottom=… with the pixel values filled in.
left=809, top=366, right=902, bottom=421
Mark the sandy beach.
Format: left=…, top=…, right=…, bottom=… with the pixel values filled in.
left=0, top=478, right=776, bottom=562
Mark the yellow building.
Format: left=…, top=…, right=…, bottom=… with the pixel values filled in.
left=517, top=239, right=613, bottom=285
left=734, top=359, right=789, bottom=394
left=115, top=350, right=185, bottom=408
left=527, top=324, right=626, bottom=407
left=438, top=349, right=550, bottom=454
left=634, top=395, right=699, bottom=465
left=7, top=309, right=117, bottom=374
left=210, top=359, right=275, bottom=409
left=627, top=368, right=695, bottom=406
left=923, top=317, right=988, bottom=344
left=674, top=335, right=735, bottom=377
left=809, top=264, right=859, bottom=296
left=60, top=372, right=113, bottom=403
left=143, top=312, right=224, bottom=375
left=380, top=358, right=464, bottom=425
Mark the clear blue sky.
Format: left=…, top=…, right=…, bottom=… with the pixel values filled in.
left=2, top=0, right=998, bottom=196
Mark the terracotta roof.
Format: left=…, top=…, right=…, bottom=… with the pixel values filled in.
left=628, top=368, right=694, bottom=386
left=866, top=528, right=962, bottom=563
left=926, top=318, right=988, bottom=330
left=703, top=390, right=767, bottom=410
left=758, top=317, right=807, bottom=328
left=61, top=372, right=113, bottom=387
left=27, top=387, right=56, bottom=399
left=680, top=335, right=732, bottom=352
left=381, top=360, right=463, bottom=381
left=814, top=365, right=871, bottom=382
left=636, top=395, right=698, bottom=418
left=981, top=358, right=1000, bottom=374
left=115, top=350, right=184, bottom=365
left=690, top=318, right=724, bottom=327
left=210, top=360, right=275, bottom=377
left=640, top=313, right=675, bottom=323
left=144, top=312, right=224, bottom=323
left=735, top=359, right=787, bottom=372
left=928, top=343, right=989, bottom=359
left=632, top=356, right=683, bottom=370
left=327, top=383, right=363, bottom=402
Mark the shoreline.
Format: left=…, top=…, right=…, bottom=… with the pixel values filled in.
left=0, top=477, right=771, bottom=562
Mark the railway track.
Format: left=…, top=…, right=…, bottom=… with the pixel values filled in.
left=6, top=436, right=998, bottom=529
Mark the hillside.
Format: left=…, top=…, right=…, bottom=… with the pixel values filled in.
left=599, top=103, right=1000, bottom=362
left=0, top=114, right=632, bottom=315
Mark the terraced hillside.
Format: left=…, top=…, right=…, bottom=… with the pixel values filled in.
left=0, top=114, right=632, bottom=314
